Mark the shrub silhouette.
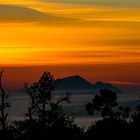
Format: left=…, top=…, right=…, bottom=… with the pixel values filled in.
left=131, top=104, right=140, bottom=129
left=85, top=117, right=131, bottom=139
left=111, top=106, right=130, bottom=120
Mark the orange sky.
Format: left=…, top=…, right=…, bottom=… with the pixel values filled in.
left=0, top=0, right=140, bottom=89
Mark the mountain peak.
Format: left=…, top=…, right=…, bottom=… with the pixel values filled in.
left=94, top=81, right=104, bottom=86
left=55, top=75, right=93, bottom=92
left=60, top=75, right=81, bottom=80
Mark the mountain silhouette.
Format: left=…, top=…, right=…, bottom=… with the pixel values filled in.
left=93, top=81, right=122, bottom=93
left=55, top=75, right=93, bottom=93
left=55, top=75, right=121, bottom=94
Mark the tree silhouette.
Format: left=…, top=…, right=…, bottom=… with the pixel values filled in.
left=86, top=89, right=117, bottom=118
left=25, top=72, right=55, bottom=122
left=25, top=72, right=71, bottom=123
left=85, top=89, right=132, bottom=139
left=13, top=72, right=83, bottom=139
left=0, top=70, right=10, bottom=132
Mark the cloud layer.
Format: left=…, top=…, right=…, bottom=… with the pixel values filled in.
left=39, top=0, right=140, bottom=8
left=0, top=4, right=73, bottom=24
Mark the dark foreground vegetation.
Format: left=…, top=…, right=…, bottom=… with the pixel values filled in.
left=0, top=70, right=140, bottom=139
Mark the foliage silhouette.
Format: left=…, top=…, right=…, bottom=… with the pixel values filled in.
left=131, top=104, right=140, bottom=129
left=111, top=105, right=130, bottom=120
left=86, top=89, right=118, bottom=118
left=85, top=117, right=131, bottom=139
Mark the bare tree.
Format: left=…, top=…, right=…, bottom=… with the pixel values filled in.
left=0, top=70, right=10, bottom=131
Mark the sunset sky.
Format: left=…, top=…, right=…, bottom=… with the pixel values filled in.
left=0, top=0, right=140, bottom=90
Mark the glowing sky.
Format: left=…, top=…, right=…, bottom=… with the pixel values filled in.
left=0, top=0, right=140, bottom=89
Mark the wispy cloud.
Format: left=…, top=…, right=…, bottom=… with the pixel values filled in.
left=0, top=5, right=50, bottom=22
left=109, top=81, right=140, bottom=86
left=39, top=0, right=140, bottom=8
left=0, top=4, right=76, bottom=24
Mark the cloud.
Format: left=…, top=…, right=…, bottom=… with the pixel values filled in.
left=109, top=81, right=140, bottom=86
left=101, top=38, right=140, bottom=47
left=39, top=0, right=140, bottom=8
left=0, top=4, right=74, bottom=24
